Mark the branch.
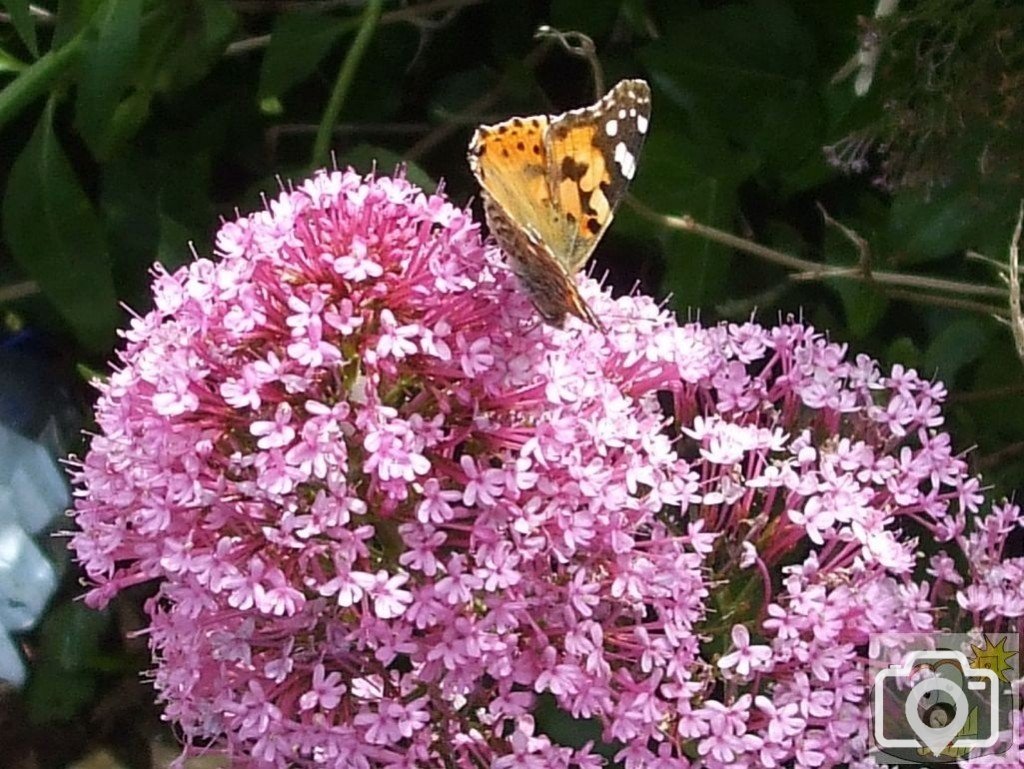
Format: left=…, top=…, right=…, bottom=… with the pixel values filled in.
left=1008, top=202, right=1024, bottom=358
left=0, top=31, right=86, bottom=131
left=381, top=0, right=484, bottom=24
left=949, top=383, right=1024, bottom=404
left=225, top=0, right=485, bottom=56
left=628, top=198, right=1011, bottom=310
left=0, top=280, right=39, bottom=303
left=818, top=202, right=871, bottom=275
left=880, top=288, right=1007, bottom=318
left=0, top=4, right=54, bottom=24
left=535, top=25, right=604, bottom=97
left=311, top=0, right=385, bottom=169
left=977, top=440, right=1024, bottom=473
left=224, top=34, right=271, bottom=56
left=404, top=39, right=552, bottom=162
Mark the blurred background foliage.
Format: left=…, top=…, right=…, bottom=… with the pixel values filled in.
left=0, top=0, right=1022, bottom=765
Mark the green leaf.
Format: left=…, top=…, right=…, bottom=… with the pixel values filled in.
left=37, top=602, right=107, bottom=670
left=258, top=11, right=353, bottom=101
left=968, top=339, right=1024, bottom=438
left=924, top=318, right=989, bottom=383
left=139, top=0, right=237, bottom=93
left=200, top=0, right=239, bottom=55
left=259, top=95, right=284, bottom=116
left=1, top=0, right=39, bottom=57
left=25, top=601, right=109, bottom=723
left=0, top=31, right=87, bottom=132
left=3, top=102, right=118, bottom=352
left=338, top=24, right=418, bottom=123
left=886, top=336, right=923, bottom=370
left=616, top=110, right=758, bottom=311
left=550, top=0, right=623, bottom=41
left=830, top=279, right=888, bottom=338
left=53, top=0, right=105, bottom=49
left=26, top=666, right=97, bottom=722
left=640, top=0, right=823, bottom=185
left=101, top=88, right=152, bottom=151
left=534, top=693, right=605, bottom=751
left=155, top=213, right=194, bottom=271
left=74, top=0, right=143, bottom=156
left=822, top=217, right=889, bottom=338
left=888, top=187, right=983, bottom=264
left=0, top=43, right=28, bottom=74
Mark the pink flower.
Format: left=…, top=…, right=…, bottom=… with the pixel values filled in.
left=351, top=570, right=413, bottom=619
left=70, top=169, right=1024, bottom=769
left=718, top=624, right=773, bottom=677
left=298, top=663, right=346, bottom=711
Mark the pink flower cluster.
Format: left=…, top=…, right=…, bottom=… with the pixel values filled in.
left=71, top=169, right=1024, bottom=768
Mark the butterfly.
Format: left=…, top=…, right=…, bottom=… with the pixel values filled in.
left=467, top=79, right=651, bottom=328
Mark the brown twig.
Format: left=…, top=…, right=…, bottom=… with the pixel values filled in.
left=977, top=441, right=1024, bottom=472
left=628, top=198, right=1012, bottom=309
left=881, top=288, right=1008, bottom=318
left=1007, top=201, right=1024, bottom=357
left=265, top=121, right=431, bottom=163
left=225, top=0, right=486, bottom=56
left=404, top=39, right=551, bottom=162
left=534, top=25, right=604, bottom=97
left=949, top=383, right=1024, bottom=403
left=224, top=35, right=271, bottom=56
left=232, top=0, right=361, bottom=10
left=380, top=0, right=485, bottom=25
left=0, top=4, right=54, bottom=24
left=0, top=280, right=40, bottom=303
left=817, top=202, right=872, bottom=275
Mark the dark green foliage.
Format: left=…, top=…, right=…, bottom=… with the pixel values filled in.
left=0, top=0, right=1022, bottom=761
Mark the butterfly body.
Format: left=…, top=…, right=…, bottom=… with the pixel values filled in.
left=468, top=79, right=651, bottom=327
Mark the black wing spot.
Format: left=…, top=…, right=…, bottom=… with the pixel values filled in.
left=560, top=156, right=589, bottom=181
left=580, top=189, right=597, bottom=216
left=501, top=148, right=509, bottom=158
left=586, top=217, right=601, bottom=234
left=532, top=144, right=541, bottom=155
left=498, top=125, right=508, bottom=134
left=566, top=212, right=577, bottom=224
left=516, top=141, right=525, bottom=151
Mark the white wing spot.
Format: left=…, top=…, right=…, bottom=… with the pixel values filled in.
left=614, top=141, right=636, bottom=179
left=637, top=114, right=649, bottom=134
left=618, top=109, right=626, bottom=119
left=605, top=119, right=619, bottom=137
left=629, top=108, right=637, bottom=118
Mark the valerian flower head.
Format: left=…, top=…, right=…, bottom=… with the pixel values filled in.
left=71, top=169, right=1023, bottom=768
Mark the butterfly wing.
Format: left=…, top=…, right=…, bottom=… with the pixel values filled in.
left=467, top=79, right=651, bottom=327
left=468, top=114, right=579, bottom=262
left=544, top=79, right=651, bottom=273
left=468, top=114, right=592, bottom=326
left=480, top=191, right=599, bottom=327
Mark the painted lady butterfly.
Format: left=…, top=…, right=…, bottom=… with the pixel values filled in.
left=467, top=79, right=651, bottom=328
